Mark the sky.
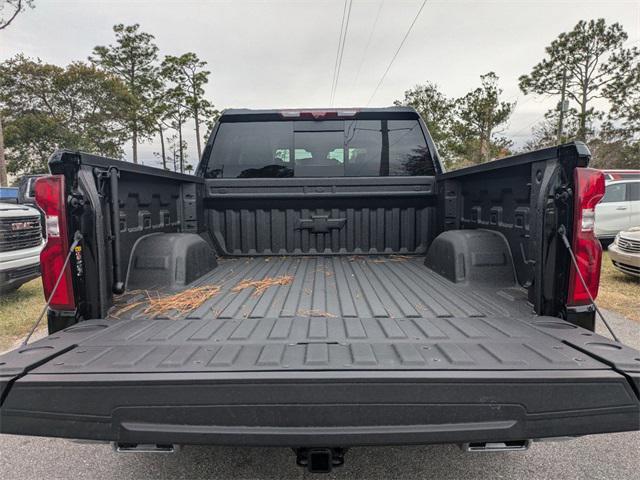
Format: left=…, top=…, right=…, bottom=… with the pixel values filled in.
left=1, top=0, right=639, bottom=167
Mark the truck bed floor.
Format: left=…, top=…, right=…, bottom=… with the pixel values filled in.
left=13, top=256, right=607, bottom=373
left=110, top=256, right=532, bottom=321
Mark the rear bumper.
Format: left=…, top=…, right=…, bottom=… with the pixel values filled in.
left=1, top=370, right=639, bottom=447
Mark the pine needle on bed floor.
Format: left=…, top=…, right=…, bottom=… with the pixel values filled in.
left=143, top=286, right=221, bottom=317
left=113, top=286, right=221, bottom=319
left=231, top=275, right=293, bottom=297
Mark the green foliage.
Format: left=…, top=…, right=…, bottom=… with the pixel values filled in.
left=604, top=61, right=640, bottom=136
left=588, top=136, right=640, bottom=169
left=0, top=55, right=134, bottom=173
left=519, top=19, right=640, bottom=168
left=90, top=23, right=160, bottom=162
left=519, top=18, right=639, bottom=141
left=523, top=108, right=637, bottom=169
left=148, top=78, right=175, bottom=170
left=164, top=85, right=190, bottom=172
left=161, top=53, right=217, bottom=158
left=166, top=133, right=187, bottom=173
left=3, top=113, right=65, bottom=173
left=394, top=82, right=456, bottom=161
left=396, top=73, right=513, bottom=169
left=1, top=22, right=219, bottom=175
left=453, top=72, right=514, bottom=164
left=524, top=108, right=581, bottom=151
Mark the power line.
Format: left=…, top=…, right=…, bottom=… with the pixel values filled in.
left=332, top=0, right=354, bottom=105
left=353, top=1, right=384, bottom=90
left=330, top=0, right=353, bottom=106
left=366, top=0, right=428, bottom=106
left=329, top=0, right=349, bottom=105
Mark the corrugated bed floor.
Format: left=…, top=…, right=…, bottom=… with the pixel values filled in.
left=73, top=257, right=602, bottom=373
left=36, top=315, right=605, bottom=372
left=111, top=256, right=532, bottom=321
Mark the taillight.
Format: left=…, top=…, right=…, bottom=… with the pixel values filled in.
left=34, top=175, right=75, bottom=310
left=567, top=168, right=605, bottom=306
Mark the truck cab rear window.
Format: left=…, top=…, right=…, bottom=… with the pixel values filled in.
left=204, top=120, right=435, bottom=178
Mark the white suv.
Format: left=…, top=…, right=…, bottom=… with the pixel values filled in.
left=0, top=202, right=44, bottom=292
left=595, top=179, right=640, bottom=240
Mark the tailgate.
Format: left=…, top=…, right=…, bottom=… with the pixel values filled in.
left=1, top=316, right=639, bottom=447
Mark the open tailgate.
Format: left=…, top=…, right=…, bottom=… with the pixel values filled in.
left=1, top=316, right=639, bottom=447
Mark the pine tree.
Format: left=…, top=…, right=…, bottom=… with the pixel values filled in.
left=90, top=24, right=159, bottom=163
left=394, top=82, right=457, bottom=165
left=519, top=19, right=639, bottom=141
left=164, top=86, right=190, bottom=173
left=161, top=53, right=215, bottom=159
left=454, top=72, right=514, bottom=163
left=604, top=61, right=640, bottom=136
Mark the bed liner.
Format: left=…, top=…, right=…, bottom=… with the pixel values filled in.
left=110, top=256, right=532, bottom=321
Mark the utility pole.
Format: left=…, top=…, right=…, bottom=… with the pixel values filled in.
left=557, top=64, right=568, bottom=144
left=0, top=116, right=7, bottom=187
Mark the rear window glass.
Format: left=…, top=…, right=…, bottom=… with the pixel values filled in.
left=205, top=119, right=434, bottom=178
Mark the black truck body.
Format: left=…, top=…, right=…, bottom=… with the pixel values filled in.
left=1, top=108, right=638, bottom=467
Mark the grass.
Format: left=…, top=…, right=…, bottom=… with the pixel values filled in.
left=597, top=252, right=640, bottom=322
left=0, top=254, right=638, bottom=351
left=0, top=278, right=47, bottom=351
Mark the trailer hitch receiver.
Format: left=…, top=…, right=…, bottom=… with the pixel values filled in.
left=295, top=447, right=347, bottom=473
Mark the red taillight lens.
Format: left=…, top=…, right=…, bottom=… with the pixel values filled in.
left=34, top=175, right=75, bottom=311
left=567, top=168, right=605, bottom=306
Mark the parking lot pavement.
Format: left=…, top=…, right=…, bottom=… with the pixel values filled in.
left=1, top=431, right=639, bottom=480
left=1, top=310, right=638, bottom=480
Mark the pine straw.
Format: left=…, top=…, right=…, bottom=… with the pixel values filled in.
left=113, top=286, right=221, bottom=319
left=297, top=309, right=337, bottom=318
left=371, top=255, right=412, bottom=264
left=389, top=255, right=412, bottom=261
left=231, top=275, right=293, bottom=297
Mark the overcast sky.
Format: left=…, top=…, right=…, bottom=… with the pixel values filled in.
left=2, top=0, right=639, bottom=166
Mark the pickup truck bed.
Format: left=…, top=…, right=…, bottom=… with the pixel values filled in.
left=1, top=109, right=639, bottom=463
